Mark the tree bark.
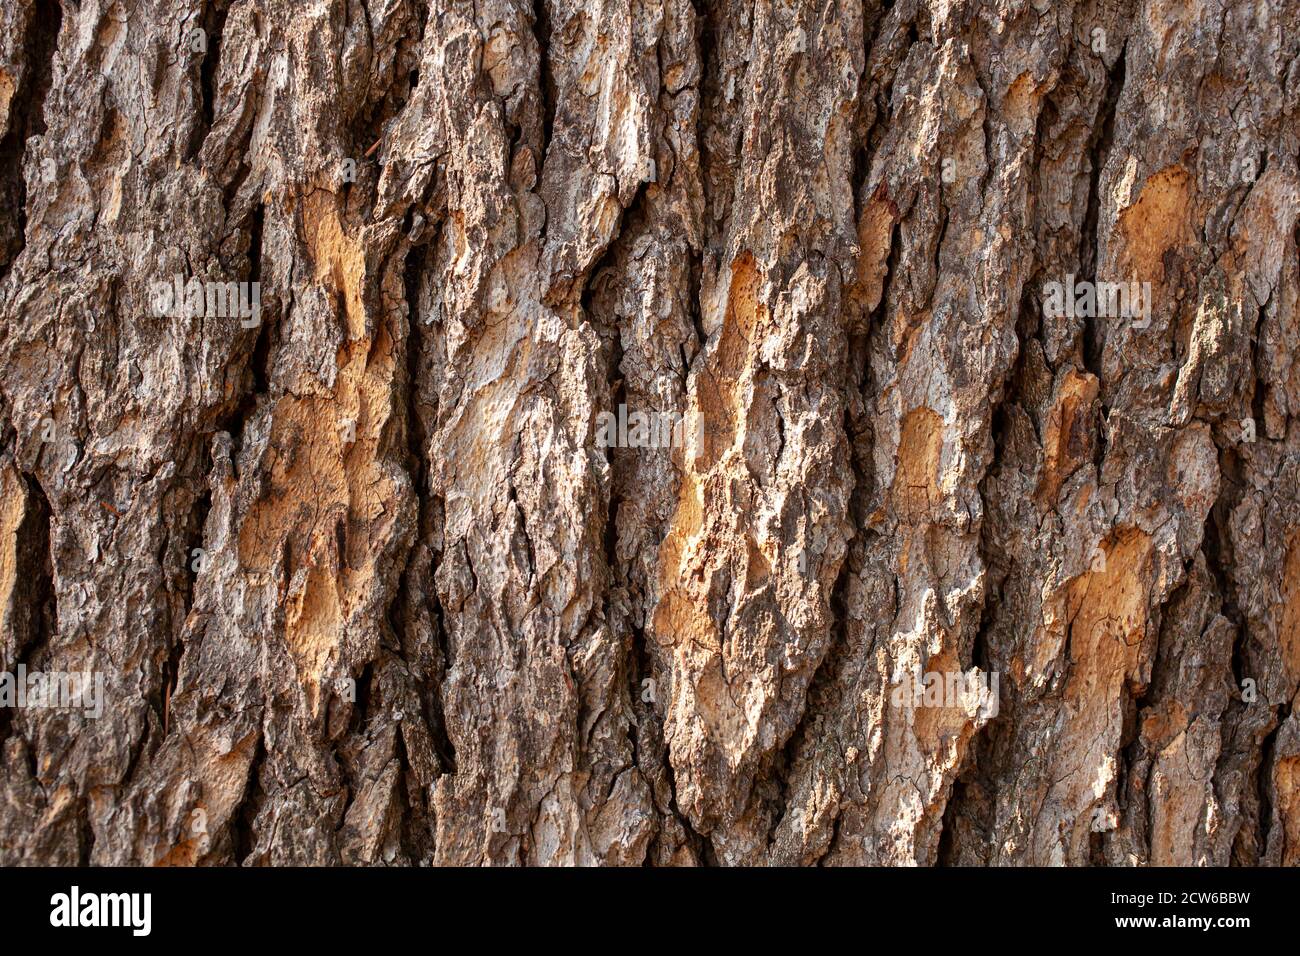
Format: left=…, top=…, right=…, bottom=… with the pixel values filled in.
left=0, top=0, right=1297, bottom=866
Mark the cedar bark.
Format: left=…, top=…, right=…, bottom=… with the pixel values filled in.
left=0, top=0, right=1297, bottom=866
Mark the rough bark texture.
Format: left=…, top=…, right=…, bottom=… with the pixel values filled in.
left=0, top=0, right=1297, bottom=867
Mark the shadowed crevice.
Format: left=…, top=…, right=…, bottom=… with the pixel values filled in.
left=0, top=0, right=62, bottom=280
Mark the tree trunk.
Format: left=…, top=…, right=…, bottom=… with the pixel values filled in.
left=0, top=0, right=1297, bottom=867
